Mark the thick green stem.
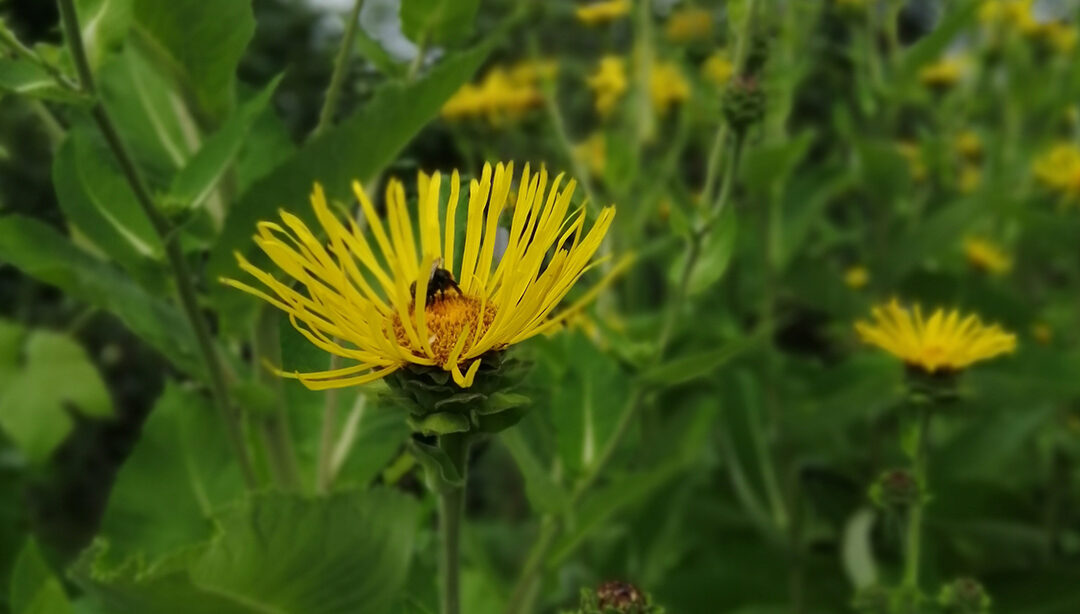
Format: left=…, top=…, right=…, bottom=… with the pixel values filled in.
left=312, top=0, right=365, bottom=139
left=57, top=0, right=257, bottom=488
left=902, top=406, right=930, bottom=592
left=253, top=310, right=303, bottom=490
left=438, top=433, right=469, bottom=614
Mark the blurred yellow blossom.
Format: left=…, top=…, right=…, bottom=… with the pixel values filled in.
left=508, top=59, right=559, bottom=84
left=650, top=61, right=690, bottom=116
left=958, top=164, right=981, bottom=194
left=702, top=52, right=734, bottom=87
left=963, top=237, right=1011, bottom=274
left=897, top=141, right=927, bottom=182
left=441, top=62, right=550, bottom=123
left=844, top=266, right=870, bottom=289
left=1033, top=142, right=1080, bottom=200
left=665, top=7, right=713, bottom=43
left=1032, top=21, right=1079, bottom=53
left=575, top=0, right=631, bottom=26
left=1032, top=323, right=1052, bottom=345
left=574, top=132, right=607, bottom=176
left=587, top=55, right=629, bottom=118
left=919, top=56, right=967, bottom=90
left=954, top=131, right=983, bottom=162
left=979, top=0, right=1039, bottom=33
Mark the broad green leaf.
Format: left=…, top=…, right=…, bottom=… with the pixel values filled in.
left=354, top=26, right=406, bottom=78
left=53, top=128, right=164, bottom=287
left=400, top=0, right=480, bottom=45
left=898, top=1, right=978, bottom=81
left=840, top=509, right=877, bottom=590
left=94, top=382, right=242, bottom=567
left=10, top=539, right=72, bottom=614
left=189, top=489, right=420, bottom=614
left=75, top=0, right=133, bottom=71
left=0, top=216, right=201, bottom=375
left=739, top=131, right=815, bottom=196
left=167, top=76, right=282, bottom=215
left=642, top=329, right=765, bottom=387
left=409, top=411, right=470, bottom=435
left=129, top=0, right=255, bottom=118
left=501, top=428, right=568, bottom=515
left=0, top=319, right=23, bottom=390
left=674, top=203, right=737, bottom=296
left=0, top=59, right=84, bottom=103
left=208, top=37, right=497, bottom=330
left=0, top=330, right=113, bottom=463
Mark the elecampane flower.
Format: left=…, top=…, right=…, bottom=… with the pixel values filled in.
left=575, top=0, right=631, bottom=26
left=855, top=300, right=1016, bottom=373
left=224, top=162, right=617, bottom=389
left=963, top=237, right=1011, bottom=274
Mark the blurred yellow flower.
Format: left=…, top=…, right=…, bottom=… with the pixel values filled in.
left=1031, top=322, right=1052, bottom=345
left=856, top=300, right=1017, bottom=373
left=954, top=130, right=983, bottom=162
left=702, top=52, right=734, bottom=87
left=587, top=55, right=629, bottom=118
left=575, top=0, right=631, bottom=26
left=223, top=162, right=618, bottom=389
left=574, top=132, right=607, bottom=176
left=896, top=141, right=927, bottom=182
left=979, top=0, right=1039, bottom=33
left=958, top=164, right=981, bottom=194
left=963, top=237, right=1011, bottom=274
left=919, top=57, right=967, bottom=89
left=442, top=62, right=551, bottom=124
left=1033, top=142, right=1080, bottom=200
left=844, top=266, right=870, bottom=289
left=650, top=61, right=690, bottom=116
left=1032, top=21, right=1079, bottom=53
left=665, top=7, right=713, bottom=43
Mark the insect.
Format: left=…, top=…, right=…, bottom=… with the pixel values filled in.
left=410, top=258, right=463, bottom=306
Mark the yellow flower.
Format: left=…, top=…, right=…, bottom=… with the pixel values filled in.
left=958, top=164, right=981, bottom=194
left=574, top=132, right=607, bottom=176
left=650, top=61, right=690, bottom=116
left=919, top=56, right=967, bottom=89
left=979, top=0, right=1039, bottom=33
left=665, top=7, right=713, bottom=43
left=896, top=141, right=927, bottom=183
left=855, top=300, right=1017, bottom=373
left=954, top=130, right=983, bottom=162
left=963, top=237, right=1011, bottom=274
left=702, top=52, right=734, bottom=87
left=1032, top=21, right=1079, bottom=53
left=441, top=62, right=550, bottom=124
left=1032, top=142, right=1080, bottom=200
left=587, top=55, right=629, bottom=117
left=575, top=0, right=631, bottom=26
left=1031, top=323, right=1052, bottom=345
left=223, top=163, right=618, bottom=389
left=844, top=266, right=870, bottom=289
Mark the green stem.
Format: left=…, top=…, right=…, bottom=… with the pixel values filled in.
left=902, top=406, right=930, bottom=592
left=312, top=0, right=365, bottom=140
left=438, top=433, right=469, bottom=614
left=253, top=309, right=303, bottom=490
left=406, top=32, right=428, bottom=81
left=57, top=0, right=257, bottom=488
left=316, top=353, right=342, bottom=493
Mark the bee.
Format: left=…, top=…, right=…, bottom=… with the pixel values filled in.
left=410, top=258, right=463, bottom=306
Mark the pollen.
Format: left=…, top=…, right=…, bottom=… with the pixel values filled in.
left=391, top=295, right=499, bottom=367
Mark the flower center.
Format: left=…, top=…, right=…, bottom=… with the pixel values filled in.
left=390, top=295, right=498, bottom=366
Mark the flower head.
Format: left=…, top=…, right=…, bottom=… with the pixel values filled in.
left=919, top=56, right=967, bottom=90
left=665, top=7, right=713, bottom=43
left=963, top=237, right=1011, bottom=274
left=441, top=62, right=551, bottom=124
left=702, top=51, right=734, bottom=87
left=855, top=300, right=1016, bottom=373
left=896, top=141, right=927, bottom=182
left=574, top=132, right=607, bottom=177
left=954, top=130, right=983, bottom=162
left=844, top=265, right=870, bottom=289
left=1032, top=142, right=1080, bottom=201
left=587, top=55, right=629, bottom=118
left=649, top=61, right=690, bottom=116
left=223, top=162, right=618, bottom=389
left=575, top=0, right=631, bottom=26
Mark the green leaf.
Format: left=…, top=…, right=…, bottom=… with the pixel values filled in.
left=840, top=508, right=878, bottom=590
left=500, top=428, right=568, bottom=515
left=354, top=25, right=406, bottom=78
left=476, top=392, right=531, bottom=415
left=739, top=131, right=815, bottom=196
left=0, top=216, right=202, bottom=375
left=642, top=331, right=764, bottom=387
left=167, top=76, right=282, bottom=214
left=208, top=36, right=497, bottom=330
left=53, top=128, right=164, bottom=286
left=0, top=330, right=113, bottom=463
left=400, top=0, right=480, bottom=46
left=898, top=1, right=978, bottom=81
left=409, top=439, right=464, bottom=490
left=10, top=539, right=72, bottom=614
left=129, top=0, right=255, bottom=118
left=409, top=411, right=470, bottom=436
left=75, top=0, right=133, bottom=71
left=189, top=489, right=420, bottom=614
left=95, top=382, right=242, bottom=567
left=679, top=203, right=737, bottom=296
left=0, top=59, right=84, bottom=103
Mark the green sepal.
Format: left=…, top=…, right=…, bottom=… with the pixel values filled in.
left=408, top=412, right=470, bottom=436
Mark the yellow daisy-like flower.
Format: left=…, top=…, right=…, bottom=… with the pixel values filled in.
left=963, top=237, right=1011, bottom=274
left=650, top=61, right=690, bottom=116
left=574, top=132, right=607, bottom=177
left=954, top=130, right=983, bottom=162
left=441, top=62, right=550, bottom=124
left=702, top=51, right=734, bottom=87
left=855, top=300, right=1017, bottom=373
left=223, top=162, right=618, bottom=389
left=1032, top=21, right=1079, bottom=54
left=587, top=55, right=629, bottom=118
left=1032, top=142, right=1080, bottom=200
left=664, top=7, right=713, bottom=43
left=979, top=0, right=1038, bottom=31
left=919, top=56, right=967, bottom=89
left=575, top=0, right=631, bottom=26
left=844, top=266, right=870, bottom=289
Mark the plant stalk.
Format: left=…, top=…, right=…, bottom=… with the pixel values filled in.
left=902, top=406, right=931, bottom=592
left=438, top=432, right=470, bottom=614
left=57, top=0, right=257, bottom=488
left=312, top=0, right=365, bottom=140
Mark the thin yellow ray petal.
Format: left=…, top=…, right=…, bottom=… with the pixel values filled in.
left=444, top=169, right=461, bottom=273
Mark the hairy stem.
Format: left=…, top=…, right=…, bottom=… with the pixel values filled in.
left=312, top=0, right=365, bottom=139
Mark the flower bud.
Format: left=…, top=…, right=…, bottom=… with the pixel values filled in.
left=722, top=75, right=766, bottom=135
left=869, top=468, right=922, bottom=511
left=569, top=580, right=665, bottom=614
left=938, top=577, right=991, bottom=613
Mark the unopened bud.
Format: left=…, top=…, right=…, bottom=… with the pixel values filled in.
left=869, top=468, right=921, bottom=510
left=722, top=75, right=765, bottom=134
left=570, top=580, right=664, bottom=614
left=938, top=577, right=991, bottom=613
